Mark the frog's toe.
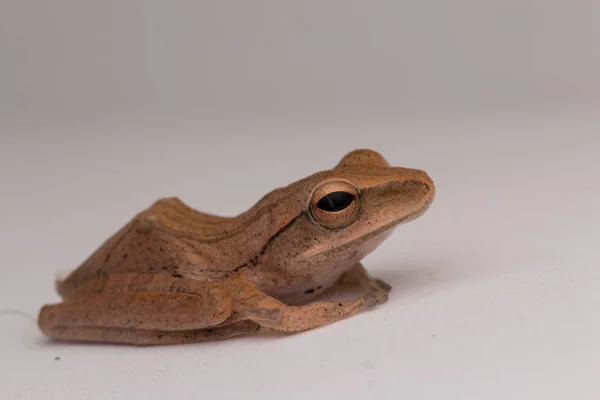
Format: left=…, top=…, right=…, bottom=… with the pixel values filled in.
left=363, top=293, right=378, bottom=308
left=375, top=279, right=392, bottom=293
left=232, top=308, right=282, bottom=323
left=363, top=292, right=388, bottom=308
left=235, top=320, right=262, bottom=334
left=259, top=308, right=283, bottom=322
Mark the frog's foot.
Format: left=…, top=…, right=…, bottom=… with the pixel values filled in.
left=374, top=278, right=392, bottom=293
left=361, top=290, right=388, bottom=309
left=339, top=263, right=391, bottom=303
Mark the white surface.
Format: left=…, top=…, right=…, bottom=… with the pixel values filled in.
left=2, top=111, right=599, bottom=400
left=2, top=2, right=600, bottom=399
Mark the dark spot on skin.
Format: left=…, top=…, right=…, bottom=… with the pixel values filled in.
left=122, top=253, right=128, bottom=260
left=162, top=266, right=168, bottom=270
left=147, top=247, right=154, bottom=254
left=159, top=247, right=164, bottom=252
left=104, top=254, right=111, bottom=263
left=304, top=289, right=315, bottom=294
left=158, top=334, right=164, bottom=339
left=172, top=273, right=183, bottom=278
left=338, top=303, right=343, bottom=307
left=317, top=286, right=323, bottom=290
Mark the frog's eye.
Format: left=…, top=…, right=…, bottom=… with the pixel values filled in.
left=310, top=181, right=360, bottom=229
left=316, top=191, right=355, bottom=212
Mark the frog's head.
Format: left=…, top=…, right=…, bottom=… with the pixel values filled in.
left=308, top=149, right=435, bottom=233
left=259, top=149, right=435, bottom=286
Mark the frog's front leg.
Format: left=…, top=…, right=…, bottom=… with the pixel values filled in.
left=38, top=274, right=258, bottom=345
left=223, top=274, right=385, bottom=334
left=338, top=263, right=392, bottom=301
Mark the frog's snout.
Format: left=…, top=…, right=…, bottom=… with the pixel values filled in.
left=404, top=169, right=435, bottom=203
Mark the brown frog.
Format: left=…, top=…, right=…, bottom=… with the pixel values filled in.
left=38, top=149, right=435, bottom=345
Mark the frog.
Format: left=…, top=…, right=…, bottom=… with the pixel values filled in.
left=37, top=149, right=435, bottom=345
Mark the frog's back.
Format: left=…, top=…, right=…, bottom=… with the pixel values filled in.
left=56, top=198, right=246, bottom=299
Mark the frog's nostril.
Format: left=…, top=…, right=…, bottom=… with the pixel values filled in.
left=396, top=179, right=435, bottom=203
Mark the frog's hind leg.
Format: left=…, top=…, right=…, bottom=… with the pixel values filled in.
left=38, top=274, right=248, bottom=345
left=44, top=320, right=260, bottom=345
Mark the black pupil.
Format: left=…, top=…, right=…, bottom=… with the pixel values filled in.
left=316, top=191, right=355, bottom=212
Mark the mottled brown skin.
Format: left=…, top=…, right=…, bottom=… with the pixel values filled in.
left=38, top=149, right=435, bottom=345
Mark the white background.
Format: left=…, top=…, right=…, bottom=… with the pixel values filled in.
left=1, top=2, right=599, bottom=399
